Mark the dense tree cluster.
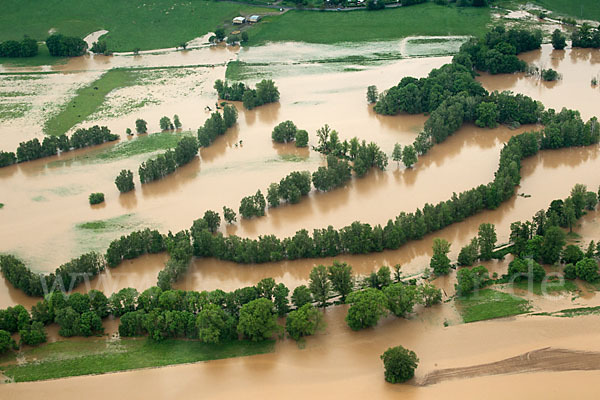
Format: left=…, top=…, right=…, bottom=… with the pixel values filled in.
left=455, top=265, right=489, bottom=296
left=551, top=29, right=567, bottom=50
left=266, top=171, right=312, bottom=208
left=0, top=252, right=105, bottom=297
left=138, top=136, right=198, bottom=184
left=313, top=125, right=388, bottom=176
left=105, top=229, right=166, bottom=268
left=0, top=304, right=46, bottom=347
left=157, top=231, right=194, bottom=290
left=457, top=25, right=541, bottom=74
left=214, top=79, right=280, bottom=110
left=571, top=24, right=600, bottom=48
left=46, top=34, right=87, bottom=57
left=239, top=190, right=266, bottom=219
left=197, top=105, right=238, bottom=147
left=312, top=155, right=352, bottom=192
left=271, top=120, right=297, bottom=143
left=0, top=36, right=38, bottom=58
left=0, top=125, right=118, bottom=167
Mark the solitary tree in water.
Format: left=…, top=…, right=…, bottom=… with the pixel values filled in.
left=380, top=346, right=419, bottom=383
left=367, top=85, right=378, bottom=103
left=402, top=145, right=417, bottom=168
left=392, top=143, right=402, bottom=166
left=551, top=29, right=567, bottom=50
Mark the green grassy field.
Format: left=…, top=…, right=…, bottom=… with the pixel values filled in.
left=248, top=4, right=491, bottom=45
left=0, top=337, right=275, bottom=382
left=0, top=0, right=272, bottom=53
left=456, top=289, right=531, bottom=323
left=536, top=305, right=600, bottom=318
left=43, top=69, right=138, bottom=136
left=533, top=0, right=600, bottom=21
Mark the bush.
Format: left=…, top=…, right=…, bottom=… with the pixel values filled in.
left=541, top=69, right=559, bottom=82
left=563, top=263, right=577, bottom=280
left=88, top=192, right=105, bottom=205
left=380, top=346, right=419, bottom=383
left=575, top=258, right=599, bottom=282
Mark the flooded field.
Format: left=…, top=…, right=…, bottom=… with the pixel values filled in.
left=1, top=37, right=600, bottom=396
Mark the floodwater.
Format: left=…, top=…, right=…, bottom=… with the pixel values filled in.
left=1, top=39, right=600, bottom=395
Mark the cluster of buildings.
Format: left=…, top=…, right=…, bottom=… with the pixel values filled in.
left=233, top=15, right=261, bottom=24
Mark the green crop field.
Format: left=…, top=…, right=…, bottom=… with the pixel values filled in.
left=533, top=0, right=600, bottom=21
left=248, top=4, right=491, bottom=45
left=0, top=0, right=272, bottom=52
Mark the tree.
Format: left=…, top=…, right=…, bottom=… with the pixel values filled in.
left=295, top=129, right=309, bottom=147
left=203, top=210, right=221, bottom=233
left=383, top=283, right=416, bottom=317
left=223, top=104, right=238, bottom=128
left=430, top=238, right=451, bottom=275
left=478, top=223, right=497, bottom=260
left=285, top=303, right=324, bottom=341
left=272, top=120, right=297, bottom=143
left=562, top=244, right=584, bottom=265
left=457, top=237, right=479, bottom=266
left=135, top=119, right=148, bottom=134
left=273, top=283, right=290, bottom=317
left=367, top=85, right=378, bottom=103
left=416, top=283, right=442, bottom=307
left=456, top=266, right=489, bottom=296
left=392, top=143, right=402, bottom=166
left=366, top=0, right=385, bottom=10
left=237, top=298, right=279, bottom=341
left=115, top=169, right=135, bottom=193
left=159, top=116, right=173, bottom=131
left=402, top=145, right=417, bottom=168
left=45, top=34, right=87, bottom=57
left=541, top=226, right=566, bottom=265
left=292, top=285, right=313, bottom=308
left=345, top=288, right=388, bottom=330
left=0, top=330, right=16, bottom=355
left=196, top=304, right=234, bottom=343
left=241, top=31, right=249, bottom=43
left=327, top=261, right=353, bottom=302
left=267, top=183, right=280, bottom=208
left=575, top=258, right=599, bottom=282
left=214, top=28, right=225, bottom=41
left=19, top=321, right=47, bottom=346
left=584, top=191, right=598, bottom=210
left=551, top=29, right=567, bottom=50
left=475, top=102, right=499, bottom=128
left=257, top=277, right=276, bottom=300
left=309, top=265, right=331, bottom=307
left=173, top=115, right=182, bottom=129
left=380, top=346, right=419, bottom=384
left=223, top=206, right=236, bottom=224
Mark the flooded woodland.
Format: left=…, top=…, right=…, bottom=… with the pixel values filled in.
left=1, top=36, right=600, bottom=397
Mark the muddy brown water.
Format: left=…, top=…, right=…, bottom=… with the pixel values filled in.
left=1, top=42, right=600, bottom=394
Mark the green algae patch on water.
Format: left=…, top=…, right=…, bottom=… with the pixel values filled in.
left=0, top=338, right=275, bottom=382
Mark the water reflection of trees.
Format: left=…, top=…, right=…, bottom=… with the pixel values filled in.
left=139, top=157, right=201, bottom=198
left=199, top=125, right=240, bottom=163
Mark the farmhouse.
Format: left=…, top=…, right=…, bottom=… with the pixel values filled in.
left=233, top=16, right=246, bottom=24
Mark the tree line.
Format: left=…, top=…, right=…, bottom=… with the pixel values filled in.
left=197, top=104, right=238, bottom=147
left=213, top=79, right=280, bottom=110
left=4, top=106, right=596, bottom=295
left=0, top=36, right=38, bottom=58
left=0, top=125, right=118, bottom=167
left=138, top=136, right=199, bottom=184
left=45, top=33, right=87, bottom=57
